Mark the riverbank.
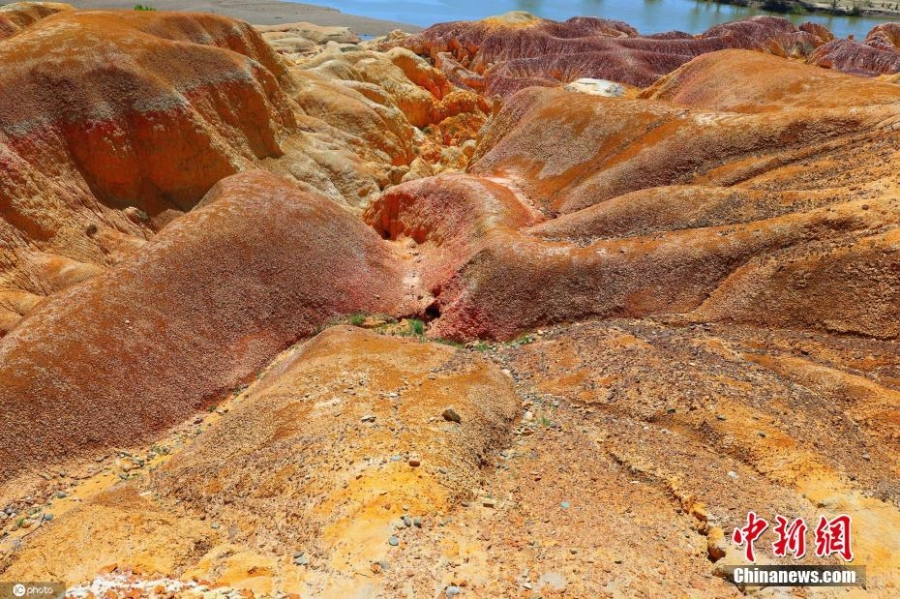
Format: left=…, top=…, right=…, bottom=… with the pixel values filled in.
left=711, top=0, right=900, bottom=19
left=0, top=0, right=421, bottom=35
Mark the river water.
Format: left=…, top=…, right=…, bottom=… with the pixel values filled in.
left=296, top=0, right=897, bottom=38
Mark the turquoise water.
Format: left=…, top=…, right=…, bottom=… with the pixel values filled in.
left=295, top=0, right=897, bottom=38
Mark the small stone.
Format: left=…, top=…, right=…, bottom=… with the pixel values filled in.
left=727, top=471, right=738, bottom=480
left=560, top=501, right=570, bottom=510
left=361, top=415, right=376, bottom=423
left=388, top=536, right=400, bottom=547
left=442, top=408, right=462, bottom=423
left=293, top=553, right=309, bottom=566
left=42, top=513, right=54, bottom=522
left=211, top=522, right=220, bottom=530
left=715, top=415, right=727, bottom=421
left=707, top=527, right=727, bottom=562
left=482, top=498, right=496, bottom=508
left=408, top=458, right=421, bottom=467
left=56, top=492, right=67, bottom=499
left=523, top=411, right=534, bottom=421
left=445, top=585, right=462, bottom=598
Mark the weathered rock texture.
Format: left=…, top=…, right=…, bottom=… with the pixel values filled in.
left=0, top=171, right=415, bottom=485
left=395, top=11, right=900, bottom=97
left=3, top=7, right=900, bottom=598
left=0, top=4, right=482, bottom=333
left=364, top=49, right=900, bottom=341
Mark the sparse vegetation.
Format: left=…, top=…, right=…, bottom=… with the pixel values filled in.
left=508, top=333, right=535, bottom=347
left=407, top=318, right=425, bottom=337
left=350, top=313, right=367, bottom=327
left=134, top=4, right=156, bottom=10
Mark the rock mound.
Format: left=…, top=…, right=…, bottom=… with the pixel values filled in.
left=153, top=327, right=518, bottom=590
left=395, top=14, right=829, bottom=96
left=363, top=51, right=900, bottom=341
left=0, top=171, right=415, bottom=485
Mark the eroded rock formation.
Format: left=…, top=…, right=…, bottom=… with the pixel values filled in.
left=0, top=5, right=484, bottom=334
left=3, top=5, right=900, bottom=598
left=0, top=171, right=416, bottom=485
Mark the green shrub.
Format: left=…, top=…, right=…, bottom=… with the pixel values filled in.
left=407, top=319, right=425, bottom=336
left=134, top=4, right=156, bottom=10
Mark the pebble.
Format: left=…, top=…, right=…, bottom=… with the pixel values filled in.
left=361, top=415, right=376, bottom=423
left=560, top=502, right=570, bottom=510
left=413, top=516, right=422, bottom=528
left=442, top=408, right=462, bottom=423
left=445, top=586, right=462, bottom=598
left=42, top=513, right=54, bottom=522
left=293, top=552, right=309, bottom=566
left=408, top=458, right=421, bottom=467
left=402, top=515, right=412, bottom=527
left=727, top=471, right=739, bottom=479
left=388, top=536, right=400, bottom=546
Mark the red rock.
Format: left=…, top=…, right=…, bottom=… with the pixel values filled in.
left=396, top=14, right=826, bottom=96
left=808, top=22, right=900, bottom=76
left=364, top=50, right=900, bottom=341
left=0, top=171, right=415, bottom=484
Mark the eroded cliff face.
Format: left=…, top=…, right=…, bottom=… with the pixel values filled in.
left=2, top=4, right=900, bottom=598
